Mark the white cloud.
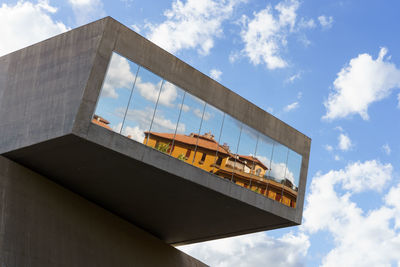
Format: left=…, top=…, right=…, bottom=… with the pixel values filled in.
left=323, top=47, right=400, bottom=120
left=386, top=184, right=400, bottom=229
left=0, top=0, right=69, bottom=57
left=124, top=125, right=145, bottom=142
left=239, top=0, right=300, bottom=69
left=179, top=231, right=309, bottom=267
left=334, top=155, right=340, bottom=161
left=68, top=0, right=105, bottom=25
left=131, top=24, right=141, bottom=33
left=286, top=72, right=301, bottom=83
left=193, top=108, right=211, bottom=121
left=284, top=101, right=299, bottom=112
left=271, top=161, right=295, bottom=185
left=210, top=68, right=222, bottom=81
left=303, top=160, right=399, bottom=267
left=123, top=107, right=186, bottom=135
left=304, top=160, right=393, bottom=232
left=257, top=155, right=296, bottom=185
left=113, top=122, right=146, bottom=142
left=179, top=103, right=190, bottom=112
left=136, top=79, right=179, bottom=108
left=298, top=17, right=316, bottom=29
left=324, top=144, right=333, bottom=152
left=318, top=15, right=333, bottom=29
left=145, top=0, right=244, bottom=55
left=338, top=133, right=352, bottom=151
left=382, top=143, right=391, bottom=155
left=101, top=53, right=136, bottom=98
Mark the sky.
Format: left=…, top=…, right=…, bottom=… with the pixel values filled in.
left=1, top=0, right=400, bottom=266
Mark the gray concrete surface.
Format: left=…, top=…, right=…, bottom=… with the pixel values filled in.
left=0, top=18, right=108, bottom=154
left=0, top=17, right=311, bottom=245
left=0, top=155, right=207, bottom=267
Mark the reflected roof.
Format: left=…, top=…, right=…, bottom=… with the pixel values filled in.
left=145, top=131, right=268, bottom=169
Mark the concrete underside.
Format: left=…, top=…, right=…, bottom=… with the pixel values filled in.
left=0, top=155, right=206, bottom=267
left=4, top=132, right=295, bottom=246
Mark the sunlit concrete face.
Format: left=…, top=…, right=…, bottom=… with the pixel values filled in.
left=0, top=17, right=311, bottom=245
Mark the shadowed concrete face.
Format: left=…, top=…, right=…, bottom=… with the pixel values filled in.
left=0, top=17, right=311, bottom=245
left=0, top=156, right=206, bottom=267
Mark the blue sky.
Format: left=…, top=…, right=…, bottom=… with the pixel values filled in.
left=1, top=0, right=400, bottom=266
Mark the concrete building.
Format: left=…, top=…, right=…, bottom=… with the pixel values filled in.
left=0, top=17, right=311, bottom=266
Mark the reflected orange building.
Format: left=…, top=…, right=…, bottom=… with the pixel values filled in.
left=144, top=131, right=297, bottom=208
left=92, top=115, right=112, bottom=130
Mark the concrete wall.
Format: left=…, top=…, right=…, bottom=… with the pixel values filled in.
left=0, top=18, right=108, bottom=154
left=0, top=155, right=206, bottom=267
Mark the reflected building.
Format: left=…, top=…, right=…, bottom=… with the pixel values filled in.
left=0, top=17, right=311, bottom=266
left=144, top=130, right=297, bottom=208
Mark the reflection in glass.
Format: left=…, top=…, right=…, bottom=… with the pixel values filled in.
left=285, top=149, right=302, bottom=207
left=144, top=82, right=185, bottom=153
left=92, top=52, right=303, bottom=208
left=269, top=143, right=288, bottom=203
left=211, top=115, right=242, bottom=181
left=232, top=124, right=259, bottom=191
left=198, top=105, right=225, bottom=172
left=93, top=52, right=139, bottom=132
left=120, top=66, right=163, bottom=142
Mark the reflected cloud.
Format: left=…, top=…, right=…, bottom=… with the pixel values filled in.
left=136, top=78, right=179, bottom=107
left=122, top=107, right=186, bottom=134
left=193, top=108, right=212, bottom=121
left=257, top=155, right=296, bottom=187
left=102, top=53, right=136, bottom=98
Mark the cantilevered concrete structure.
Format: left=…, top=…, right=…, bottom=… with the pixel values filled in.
left=0, top=17, right=311, bottom=266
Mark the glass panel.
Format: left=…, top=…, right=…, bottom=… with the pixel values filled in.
left=194, top=104, right=225, bottom=172
left=213, top=115, right=242, bottom=182
left=121, top=66, right=163, bottom=143
left=93, top=52, right=138, bottom=132
left=285, top=149, right=302, bottom=208
left=145, top=81, right=185, bottom=154
left=234, top=124, right=259, bottom=192
left=169, top=92, right=205, bottom=165
left=255, top=134, right=276, bottom=198
left=269, top=143, right=289, bottom=205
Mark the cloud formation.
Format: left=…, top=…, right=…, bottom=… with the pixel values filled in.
left=382, top=143, right=391, bottom=155
left=145, top=0, right=244, bottom=55
left=323, top=47, right=400, bottom=120
left=136, top=79, right=179, bottom=108
left=101, top=53, right=136, bottom=98
left=303, top=160, right=400, bottom=267
left=318, top=15, right=333, bottom=29
left=210, top=68, right=223, bottom=81
left=0, top=0, right=68, bottom=57
left=179, top=231, right=309, bottom=267
left=239, top=0, right=300, bottom=69
left=283, top=101, right=299, bottom=112
left=338, top=133, right=352, bottom=151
